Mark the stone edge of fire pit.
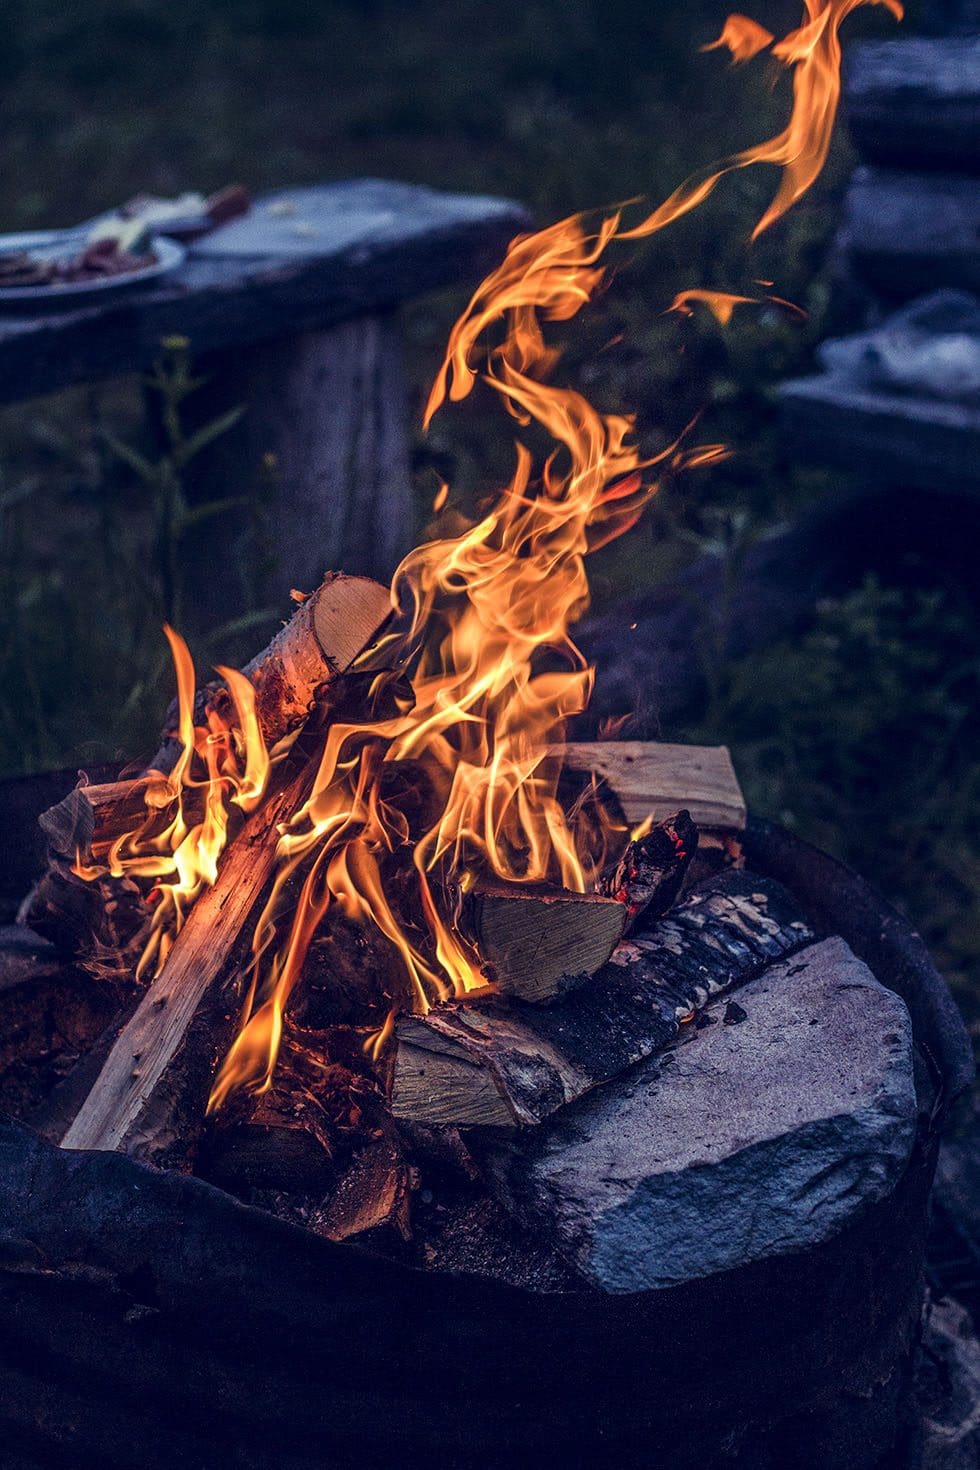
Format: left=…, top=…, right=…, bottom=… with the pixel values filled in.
left=479, top=936, right=919, bottom=1292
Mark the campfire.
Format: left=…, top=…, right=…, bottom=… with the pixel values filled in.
left=24, top=0, right=908, bottom=1263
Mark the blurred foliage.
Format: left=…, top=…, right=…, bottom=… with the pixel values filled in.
left=680, top=576, right=980, bottom=1048
left=0, top=0, right=975, bottom=1043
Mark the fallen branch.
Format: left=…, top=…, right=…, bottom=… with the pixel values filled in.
left=601, top=809, right=698, bottom=935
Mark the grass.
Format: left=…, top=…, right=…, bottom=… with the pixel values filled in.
left=0, top=0, right=975, bottom=1051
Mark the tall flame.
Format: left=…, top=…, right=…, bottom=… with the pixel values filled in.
left=78, top=0, right=902, bottom=1110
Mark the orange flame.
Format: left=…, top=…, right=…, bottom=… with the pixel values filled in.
left=668, top=289, right=759, bottom=326
left=77, top=0, right=902, bottom=1113
left=702, top=14, right=775, bottom=63
left=75, top=627, right=272, bottom=978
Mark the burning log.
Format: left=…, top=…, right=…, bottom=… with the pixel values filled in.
left=38, top=774, right=182, bottom=862
left=468, top=886, right=627, bottom=1003
left=38, top=572, right=392, bottom=863
left=163, top=571, right=394, bottom=769
left=389, top=871, right=814, bottom=1128
left=61, top=761, right=313, bottom=1163
left=601, top=809, right=697, bottom=934
left=30, top=573, right=393, bottom=966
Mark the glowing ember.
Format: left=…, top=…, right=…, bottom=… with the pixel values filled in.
left=75, top=0, right=902, bottom=1110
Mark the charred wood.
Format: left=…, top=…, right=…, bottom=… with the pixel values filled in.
left=601, top=809, right=698, bottom=934
left=0, top=927, right=125, bottom=1122
left=311, top=1132, right=416, bottom=1243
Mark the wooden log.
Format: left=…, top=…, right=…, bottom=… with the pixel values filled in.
left=151, top=570, right=393, bottom=775
left=468, top=885, right=627, bottom=1003
left=390, top=871, right=814, bottom=1128
left=200, top=1085, right=338, bottom=1196
left=600, top=809, right=698, bottom=934
left=38, top=775, right=181, bottom=861
left=311, top=1134, right=415, bottom=1243
left=61, top=760, right=313, bottom=1161
left=560, top=741, right=746, bottom=833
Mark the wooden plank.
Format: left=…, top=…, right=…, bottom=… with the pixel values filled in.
left=560, top=741, right=746, bottom=831
left=182, top=315, right=414, bottom=605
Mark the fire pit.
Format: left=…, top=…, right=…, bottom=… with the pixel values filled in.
left=0, top=4, right=972, bottom=1467
left=0, top=794, right=971, bottom=1470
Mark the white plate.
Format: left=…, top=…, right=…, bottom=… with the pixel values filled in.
left=0, top=232, right=186, bottom=308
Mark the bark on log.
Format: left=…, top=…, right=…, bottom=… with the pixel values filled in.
left=61, top=761, right=313, bottom=1161
left=560, top=741, right=745, bottom=833
left=390, top=871, right=814, bottom=1128
left=468, top=886, right=627, bottom=1003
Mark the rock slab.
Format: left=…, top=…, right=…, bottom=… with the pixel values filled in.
left=484, top=936, right=917, bottom=1292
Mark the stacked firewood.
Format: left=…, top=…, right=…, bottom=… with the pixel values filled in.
left=24, top=570, right=818, bottom=1252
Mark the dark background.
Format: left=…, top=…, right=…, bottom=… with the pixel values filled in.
left=0, top=0, right=976, bottom=1049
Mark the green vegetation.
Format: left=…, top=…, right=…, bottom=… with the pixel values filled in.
left=0, top=0, right=975, bottom=1048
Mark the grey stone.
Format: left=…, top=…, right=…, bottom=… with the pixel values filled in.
left=777, top=368, right=980, bottom=494
left=844, top=167, right=980, bottom=299
left=483, top=936, right=917, bottom=1292
left=818, top=291, right=980, bottom=404
left=846, top=37, right=980, bottom=172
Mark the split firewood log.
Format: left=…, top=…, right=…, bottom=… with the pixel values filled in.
left=151, top=571, right=394, bottom=776
left=560, top=741, right=746, bottom=834
left=466, top=886, right=627, bottom=1003
left=38, top=775, right=180, bottom=862
left=389, top=871, right=814, bottom=1129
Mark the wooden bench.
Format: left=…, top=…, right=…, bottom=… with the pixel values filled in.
left=0, top=179, right=529, bottom=607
